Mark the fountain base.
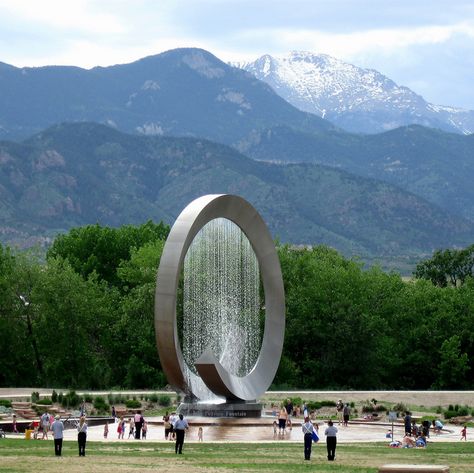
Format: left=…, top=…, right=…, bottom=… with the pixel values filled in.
left=177, top=401, right=262, bottom=418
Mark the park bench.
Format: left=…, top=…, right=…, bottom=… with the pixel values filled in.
left=378, top=465, right=449, bottom=473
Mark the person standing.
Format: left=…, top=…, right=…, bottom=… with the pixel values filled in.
left=278, top=406, right=288, bottom=434
left=461, top=425, right=467, bottom=441
left=12, top=414, right=18, bottom=433
left=40, top=411, right=50, bottom=440
left=134, top=411, right=143, bottom=439
left=324, top=420, right=338, bottom=461
left=51, top=415, right=64, bottom=457
left=77, top=416, right=88, bottom=456
left=404, top=411, right=412, bottom=435
left=343, top=403, right=351, bottom=427
left=335, top=400, right=344, bottom=425
left=174, top=414, right=189, bottom=454
left=301, top=417, right=314, bottom=460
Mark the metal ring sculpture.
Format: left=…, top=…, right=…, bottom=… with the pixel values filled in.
left=154, top=194, right=285, bottom=402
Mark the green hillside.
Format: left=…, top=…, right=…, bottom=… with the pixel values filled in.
left=1, top=122, right=472, bottom=264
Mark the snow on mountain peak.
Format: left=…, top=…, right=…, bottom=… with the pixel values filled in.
left=234, top=52, right=473, bottom=135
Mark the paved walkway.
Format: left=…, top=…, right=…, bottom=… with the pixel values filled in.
left=5, top=417, right=465, bottom=443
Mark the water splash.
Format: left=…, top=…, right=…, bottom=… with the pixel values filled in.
left=182, top=218, right=261, bottom=400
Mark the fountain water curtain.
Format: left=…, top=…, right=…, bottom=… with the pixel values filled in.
left=182, top=218, right=261, bottom=401
left=154, top=194, right=285, bottom=417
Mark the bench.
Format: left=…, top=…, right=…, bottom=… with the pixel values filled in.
left=378, top=465, right=449, bottom=473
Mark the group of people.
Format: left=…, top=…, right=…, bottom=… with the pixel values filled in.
left=162, top=411, right=195, bottom=449
left=115, top=411, right=147, bottom=440
left=336, top=399, right=351, bottom=427
left=300, top=417, right=338, bottom=461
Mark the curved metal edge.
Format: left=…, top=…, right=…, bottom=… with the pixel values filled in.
left=154, top=194, right=285, bottom=401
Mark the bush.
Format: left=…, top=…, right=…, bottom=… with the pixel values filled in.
left=444, top=410, right=458, bottom=419
left=375, top=404, right=387, bottom=412
left=107, top=393, right=114, bottom=404
left=361, top=403, right=373, bottom=413
left=125, top=399, right=141, bottom=409
left=448, top=404, right=454, bottom=411
left=320, top=400, right=336, bottom=407
left=31, top=391, right=40, bottom=403
left=149, top=393, right=159, bottom=403
left=84, top=394, right=93, bottom=403
left=93, top=396, right=109, bottom=413
left=158, top=395, right=171, bottom=407
left=36, top=398, right=52, bottom=405
left=58, top=392, right=64, bottom=404
left=51, top=390, right=58, bottom=403
left=0, top=399, right=12, bottom=408
left=457, top=406, right=469, bottom=416
left=393, top=403, right=407, bottom=413
left=350, top=402, right=355, bottom=408
left=61, top=390, right=81, bottom=408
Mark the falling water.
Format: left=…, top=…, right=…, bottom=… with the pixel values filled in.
left=182, top=218, right=261, bottom=401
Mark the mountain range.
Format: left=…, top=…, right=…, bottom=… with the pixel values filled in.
left=235, top=51, right=474, bottom=135
left=1, top=47, right=473, bottom=269
left=0, top=48, right=332, bottom=144
left=1, top=122, right=472, bottom=267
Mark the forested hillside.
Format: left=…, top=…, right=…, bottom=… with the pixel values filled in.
left=1, top=223, right=472, bottom=390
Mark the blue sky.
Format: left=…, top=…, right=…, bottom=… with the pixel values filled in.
left=1, top=0, right=473, bottom=109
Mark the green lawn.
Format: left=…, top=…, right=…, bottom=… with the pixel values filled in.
left=0, top=439, right=473, bottom=472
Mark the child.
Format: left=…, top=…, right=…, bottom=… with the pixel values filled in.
left=12, top=414, right=18, bottom=433
left=273, top=420, right=278, bottom=435
left=142, top=420, right=147, bottom=440
left=198, top=426, right=203, bottom=442
left=104, top=422, right=109, bottom=439
left=461, top=425, right=467, bottom=441
left=117, top=420, right=122, bottom=439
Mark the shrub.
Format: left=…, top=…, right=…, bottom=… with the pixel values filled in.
left=93, top=396, right=109, bottom=413
left=444, top=410, right=458, bottom=419
left=457, top=406, right=469, bottom=416
left=31, top=391, right=40, bottom=403
left=375, top=404, right=387, bottom=412
left=350, top=402, right=355, bottom=408
left=393, top=403, right=407, bottom=413
left=125, top=399, right=141, bottom=409
left=158, top=395, right=171, bottom=407
left=36, top=398, right=52, bottom=405
left=51, top=390, right=58, bottom=403
left=361, top=403, right=373, bottom=413
left=448, top=404, right=454, bottom=411
left=149, top=393, right=159, bottom=403
left=0, top=399, right=12, bottom=408
left=320, top=400, right=336, bottom=407
left=61, top=390, right=81, bottom=408
left=84, top=394, right=93, bottom=403
left=58, top=392, right=64, bottom=403
left=107, top=393, right=114, bottom=404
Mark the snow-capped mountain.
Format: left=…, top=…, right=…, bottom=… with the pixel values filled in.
left=234, top=52, right=474, bottom=135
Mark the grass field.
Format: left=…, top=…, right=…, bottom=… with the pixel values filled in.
left=1, top=439, right=473, bottom=473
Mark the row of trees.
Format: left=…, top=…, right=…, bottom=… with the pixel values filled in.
left=1, top=222, right=473, bottom=390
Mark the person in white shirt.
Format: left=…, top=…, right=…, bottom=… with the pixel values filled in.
left=324, top=419, right=338, bottom=461
left=51, top=415, right=64, bottom=456
left=301, top=417, right=314, bottom=460
left=174, top=414, right=189, bottom=454
left=77, top=416, right=88, bottom=456
left=40, top=411, right=50, bottom=440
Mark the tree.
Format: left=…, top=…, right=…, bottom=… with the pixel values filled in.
left=47, top=221, right=169, bottom=287
left=414, top=245, right=474, bottom=287
left=435, top=335, right=470, bottom=389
